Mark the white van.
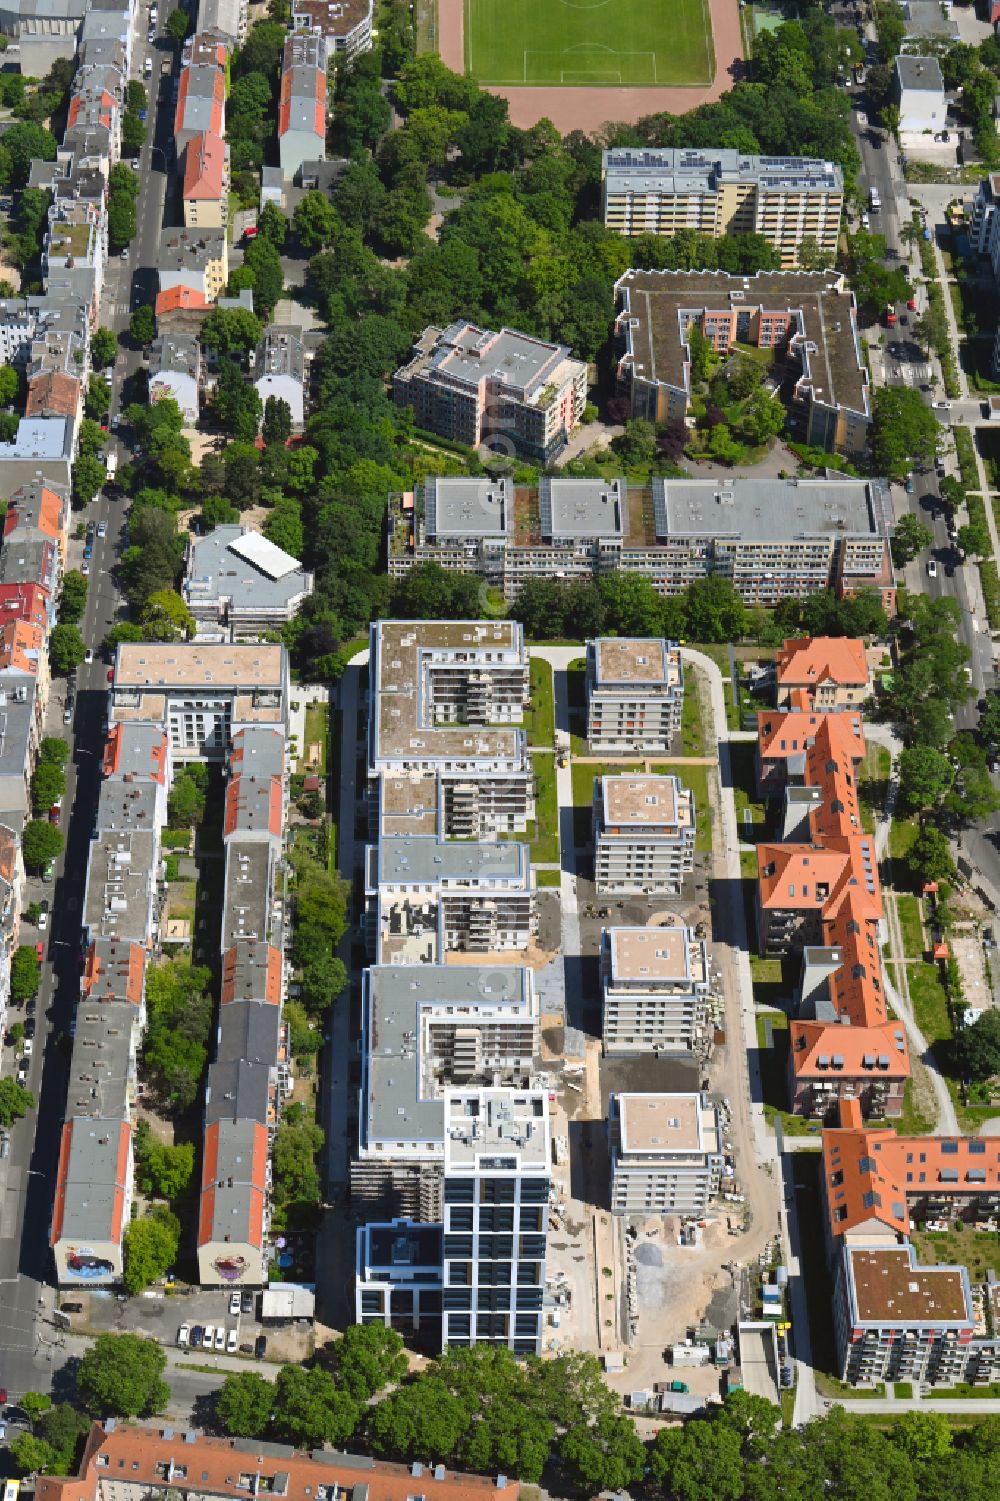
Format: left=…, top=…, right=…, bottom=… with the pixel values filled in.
left=869, top=187, right=881, bottom=212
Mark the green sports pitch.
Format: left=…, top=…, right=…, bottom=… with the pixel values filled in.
left=463, top=0, right=715, bottom=87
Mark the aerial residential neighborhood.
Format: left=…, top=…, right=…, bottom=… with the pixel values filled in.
left=0, top=0, right=999, bottom=1492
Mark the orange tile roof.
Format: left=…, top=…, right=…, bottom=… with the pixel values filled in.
left=223, top=774, right=282, bottom=838
left=183, top=130, right=226, bottom=200
left=197, top=1120, right=268, bottom=1248
left=757, top=708, right=865, bottom=766
left=278, top=66, right=325, bottom=138
left=175, top=66, right=225, bottom=138
left=155, top=285, right=210, bottom=318
left=26, top=371, right=82, bottom=419
left=757, top=837, right=882, bottom=923
left=790, top=1020, right=909, bottom=1082
left=0, top=824, right=17, bottom=886
left=777, top=635, right=869, bottom=690
left=0, top=618, right=43, bottom=673
left=38, top=1423, right=520, bottom=1501
left=4, top=485, right=65, bottom=541
left=822, top=1097, right=1000, bottom=1238
left=81, top=940, right=146, bottom=1005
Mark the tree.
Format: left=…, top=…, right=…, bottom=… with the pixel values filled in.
left=685, top=574, right=747, bottom=642
left=391, top=562, right=481, bottom=620
left=49, top=623, right=86, bottom=676
left=168, top=770, right=207, bottom=827
left=139, top=590, right=193, bottom=642
left=216, top=1372, right=274, bottom=1438
left=558, top=1414, right=646, bottom=1493
left=908, top=824, right=956, bottom=887
left=0, top=1076, right=34, bottom=1128
left=891, top=513, right=933, bottom=566
left=263, top=497, right=303, bottom=558
left=121, top=109, right=147, bottom=155
left=107, top=191, right=137, bottom=252
left=130, top=305, right=156, bottom=346
left=597, top=572, right=665, bottom=636
left=300, top=955, right=347, bottom=1014
left=958, top=520, right=991, bottom=560
left=738, top=386, right=786, bottom=445
left=19, top=1392, right=51, bottom=1426
left=134, top=1128, right=194, bottom=1200
left=10, top=942, right=40, bottom=1002
left=3, top=122, right=57, bottom=185
left=330, top=1324, right=408, bottom=1402
left=86, top=374, right=111, bottom=422
left=199, top=306, right=263, bottom=358
left=258, top=202, right=288, bottom=248
left=957, top=1008, right=1000, bottom=1082
left=73, top=453, right=107, bottom=507
left=243, top=235, right=284, bottom=315
left=610, top=418, right=656, bottom=467
left=872, top=387, right=940, bottom=480
left=270, top=1365, right=360, bottom=1448
left=77, top=1333, right=171, bottom=1418
left=21, top=820, right=63, bottom=874
left=271, top=1119, right=324, bottom=1222
left=978, top=690, right=1000, bottom=748
left=32, top=760, right=66, bottom=816
left=0, top=364, right=18, bottom=405
left=91, top=327, right=118, bottom=369
left=891, top=1409, right=954, bottom=1462
left=143, top=957, right=214, bottom=1110
left=293, top=190, right=340, bottom=252
left=368, top=1375, right=470, bottom=1461
left=262, top=396, right=292, bottom=447
left=284, top=1000, right=321, bottom=1060
left=59, top=569, right=89, bottom=625
left=898, top=745, right=954, bottom=814
left=215, top=358, right=263, bottom=439
left=9, top=1433, right=54, bottom=1477
left=648, top=1417, right=745, bottom=1501
left=166, top=5, right=192, bottom=41
left=123, top=1208, right=181, bottom=1294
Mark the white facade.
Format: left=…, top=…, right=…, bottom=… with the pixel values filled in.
left=894, top=54, right=946, bottom=132
left=609, top=1092, right=723, bottom=1215
left=593, top=774, right=696, bottom=896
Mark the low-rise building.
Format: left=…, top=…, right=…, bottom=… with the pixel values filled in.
left=148, top=331, right=201, bottom=424
left=394, top=320, right=587, bottom=465
left=593, top=773, right=695, bottom=895
left=253, top=325, right=306, bottom=429
left=184, top=525, right=314, bottom=636
left=601, top=924, right=712, bottom=1054
left=894, top=53, right=946, bottom=133
left=602, top=148, right=844, bottom=267
left=586, top=636, right=683, bottom=752
left=776, top=635, right=871, bottom=710
left=278, top=30, right=327, bottom=181
left=609, top=1091, right=723, bottom=1215
left=614, top=268, right=871, bottom=459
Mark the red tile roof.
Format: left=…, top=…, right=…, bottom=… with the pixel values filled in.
left=26, top=371, right=82, bottom=419
left=183, top=130, right=226, bottom=200
left=4, top=485, right=65, bottom=542
left=197, top=1120, right=268, bottom=1249
left=175, top=65, right=225, bottom=138
left=155, top=286, right=210, bottom=318
left=0, top=583, right=49, bottom=627
left=37, top=1423, right=520, bottom=1501
left=221, top=943, right=282, bottom=1005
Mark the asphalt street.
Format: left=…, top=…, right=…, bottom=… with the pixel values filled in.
left=0, top=0, right=176, bottom=1403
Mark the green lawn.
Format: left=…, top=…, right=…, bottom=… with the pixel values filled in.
left=525, top=656, right=554, bottom=749
left=906, top=961, right=952, bottom=1048
left=889, top=816, right=918, bottom=864
left=859, top=743, right=890, bottom=835
left=910, top=1226, right=1000, bottom=1280
left=681, top=666, right=707, bottom=756
left=757, top=1012, right=821, bottom=1136
left=464, top=0, right=714, bottom=86
left=536, top=867, right=562, bottom=886
left=740, top=849, right=758, bottom=879
left=896, top=894, right=925, bottom=960
left=301, top=701, right=328, bottom=776
left=652, top=762, right=712, bottom=854
left=531, top=753, right=559, bottom=865
left=896, top=1078, right=935, bottom=1136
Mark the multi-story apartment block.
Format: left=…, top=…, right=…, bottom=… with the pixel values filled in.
left=35, top=1421, right=520, bottom=1501
left=253, top=325, right=306, bottom=429
left=148, top=331, right=201, bottom=424
left=390, top=473, right=894, bottom=610
left=822, top=1098, right=1000, bottom=1386
left=278, top=30, right=328, bottom=181
left=609, top=1091, right=723, bottom=1215
left=182, top=130, right=230, bottom=230
left=593, top=773, right=695, bottom=895
left=601, top=924, right=712, bottom=1055
left=292, top=0, right=373, bottom=61
left=369, top=620, right=532, bottom=841
left=776, top=635, right=872, bottom=710
left=393, top=321, right=587, bottom=465
left=109, top=642, right=288, bottom=759
left=174, top=36, right=226, bottom=153
left=353, top=964, right=538, bottom=1216
left=756, top=703, right=865, bottom=794
left=615, top=268, right=872, bottom=458
left=602, top=149, right=844, bottom=266
left=894, top=53, right=946, bottom=132
left=586, top=636, right=683, bottom=752
left=184, top=525, right=314, bottom=637
left=158, top=228, right=228, bottom=303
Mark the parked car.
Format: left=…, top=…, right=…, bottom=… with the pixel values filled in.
left=190, top=1325, right=204, bottom=1349
left=22, top=1037, right=32, bottom=1057
left=214, top=1327, right=225, bottom=1350
left=34, top=942, right=44, bottom=961
left=85, top=649, right=94, bottom=665
left=927, top=558, right=938, bottom=578
left=177, top=1325, right=190, bottom=1347
left=254, top=1335, right=267, bottom=1360
left=241, top=1291, right=254, bottom=1315
left=202, top=1325, right=215, bottom=1349
left=229, top=1292, right=241, bottom=1316
left=37, top=901, right=49, bottom=930
left=23, top=1019, right=34, bottom=1040
left=227, top=1328, right=238, bottom=1353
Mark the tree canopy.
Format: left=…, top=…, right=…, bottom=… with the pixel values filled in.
left=76, top=1334, right=171, bottom=1418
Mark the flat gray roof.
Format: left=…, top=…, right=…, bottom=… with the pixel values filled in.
left=217, top=999, right=282, bottom=1068
left=652, top=476, right=889, bottom=543
left=233, top=726, right=286, bottom=779
left=0, top=683, right=38, bottom=784
left=408, top=320, right=571, bottom=401
left=185, top=526, right=313, bottom=617
left=222, top=840, right=274, bottom=951
left=203, top=1118, right=264, bottom=1242
left=83, top=829, right=157, bottom=943
left=895, top=53, right=944, bottom=91
left=540, top=476, right=628, bottom=540
left=94, top=780, right=160, bottom=834
left=65, top=1001, right=135, bottom=1121
left=376, top=836, right=529, bottom=887
left=603, top=148, right=843, bottom=197
left=424, top=476, right=513, bottom=540
left=205, top=1056, right=272, bottom=1126
left=54, top=1119, right=128, bottom=1245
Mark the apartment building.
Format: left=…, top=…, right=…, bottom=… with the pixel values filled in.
left=292, top=0, right=373, bottom=60
left=184, top=526, right=314, bottom=637
left=353, top=963, right=538, bottom=1215
left=157, top=228, right=228, bottom=304
left=393, top=320, right=587, bottom=465
left=615, top=268, right=871, bottom=458
left=278, top=30, right=328, bottom=181
left=182, top=131, right=230, bottom=229
left=586, top=636, right=683, bottom=752
left=369, top=619, right=532, bottom=840
left=35, top=1422, right=520, bottom=1501
left=609, top=1091, right=723, bottom=1215
left=894, top=53, right=946, bottom=132
left=776, top=635, right=871, bottom=709
left=109, top=642, right=288, bottom=760
left=593, top=773, right=695, bottom=896
left=148, top=332, right=201, bottom=425
left=822, top=1098, right=1000, bottom=1386
left=253, top=325, right=306, bottom=429
left=174, top=41, right=226, bottom=153
left=756, top=703, right=865, bottom=794
left=390, top=473, right=895, bottom=610
left=602, top=149, right=844, bottom=266
left=601, top=924, right=712, bottom=1055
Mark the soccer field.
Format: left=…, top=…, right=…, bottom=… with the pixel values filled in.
left=464, top=0, right=715, bottom=87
